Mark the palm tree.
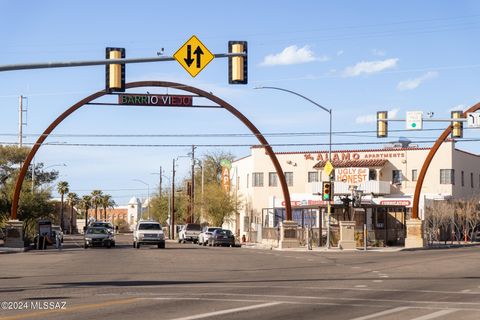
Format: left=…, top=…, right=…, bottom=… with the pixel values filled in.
left=66, top=192, right=80, bottom=234
left=80, top=195, right=92, bottom=229
left=90, top=190, right=103, bottom=221
left=57, top=181, right=69, bottom=231
left=100, top=194, right=116, bottom=222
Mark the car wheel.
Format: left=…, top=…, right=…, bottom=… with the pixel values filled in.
left=84, top=244, right=88, bottom=249
left=158, top=243, right=165, bottom=249
left=203, top=241, right=207, bottom=246
left=136, top=243, right=140, bottom=249
left=133, top=242, right=136, bottom=248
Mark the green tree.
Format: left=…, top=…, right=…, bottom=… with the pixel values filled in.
left=79, top=195, right=92, bottom=228
left=66, top=192, right=80, bottom=234
left=90, top=190, right=103, bottom=221
left=199, top=182, right=240, bottom=227
left=100, top=194, right=116, bottom=221
left=56, top=181, right=69, bottom=231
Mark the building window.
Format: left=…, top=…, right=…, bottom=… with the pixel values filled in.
left=411, top=169, right=418, bottom=182
left=284, top=172, right=293, bottom=186
left=369, top=169, right=377, bottom=181
left=392, top=170, right=402, bottom=184
left=252, top=172, right=264, bottom=187
left=308, top=171, right=318, bottom=183
left=461, top=170, right=465, bottom=187
left=246, top=174, right=249, bottom=188
left=471, top=172, right=474, bottom=188
left=268, top=172, right=278, bottom=187
left=440, top=169, right=455, bottom=184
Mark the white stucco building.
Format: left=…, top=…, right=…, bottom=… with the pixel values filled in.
left=229, top=141, right=480, bottom=245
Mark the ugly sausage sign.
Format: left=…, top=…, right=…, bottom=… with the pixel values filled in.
left=335, top=168, right=369, bottom=183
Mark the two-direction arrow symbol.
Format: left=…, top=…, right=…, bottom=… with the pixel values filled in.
left=194, top=46, right=203, bottom=68
left=183, top=45, right=204, bottom=68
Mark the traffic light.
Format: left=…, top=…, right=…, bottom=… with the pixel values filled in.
left=228, top=41, right=247, bottom=84
left=106, top=47, right=125, bottom=93
left=451, top=110, right=464, bottom=138
left=322, top=181, right=333, bottom=201
left=377, top=111, right=388, bottom=138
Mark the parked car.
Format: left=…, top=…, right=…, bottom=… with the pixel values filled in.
left=210, top=229, right=235, bottom=247
left=89, top=222, right=114, bottom=234
left=133, top=220, right=165, bottom=249
left=84, top=227, right=115, bottom=248
left=198, top=227, right=222, bottom=246
left=51, top=225, right=64, bottom=243
left=178, top=223, right=202, bottom=243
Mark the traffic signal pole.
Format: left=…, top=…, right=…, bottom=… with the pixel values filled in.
left=0, top=53, right=246, bottom=73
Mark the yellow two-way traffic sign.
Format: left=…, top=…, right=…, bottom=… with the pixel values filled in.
left=174, top=35, right=214, bottom=77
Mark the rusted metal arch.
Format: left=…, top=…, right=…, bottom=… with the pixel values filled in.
left=11, top=81, right=292, bottom=222
left=412, top=102, right=480, bottom=219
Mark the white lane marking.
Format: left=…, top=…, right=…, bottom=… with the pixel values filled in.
left=461, top=289, right=471, bottom=293
left=409, top=309, right=458, bottom=320
left=355, top=285, right=367, bottom=288
left=349, top=306, right=410, bottom=320
left=167, top=302, right=282, bottom=320
left=372, top=280, right=383, bottom=283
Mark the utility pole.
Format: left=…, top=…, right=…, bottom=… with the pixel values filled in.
left=18, top=96, right=27, bottom=147
left=159, top=166, right=162, bottom=198
left=191, top=145, right=196, bottom=223
left=171, top=158, right=176, bottom=240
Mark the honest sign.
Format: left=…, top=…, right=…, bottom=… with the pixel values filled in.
left=335, top=168, right=369, bottom=183
left=119, top=94, right=193, bottom=107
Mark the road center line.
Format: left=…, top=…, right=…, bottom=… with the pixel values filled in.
left=167, top=302, right=282, bottom=320
left=348, top=306, right=410, bottom=320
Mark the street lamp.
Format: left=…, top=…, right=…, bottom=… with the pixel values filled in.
left=255, top=86, right=333, bottom=248
left=32, top=162, right=67, bottom=193
left=132, top=179, right=150, bottom=220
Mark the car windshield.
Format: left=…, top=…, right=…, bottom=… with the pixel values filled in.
left=216, top=230, right=232, bottom=236
left=87, top=228, right=107, bottom=234
left=186, top=224, right=201, bottom=231
left=92, top=223, right=112, bottom=228
left=138, top=223, right=161, bottom=230
left=207, top=227, right=221, bottom=232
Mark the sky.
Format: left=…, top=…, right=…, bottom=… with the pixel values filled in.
left=1, top=0, right=479, bottom=204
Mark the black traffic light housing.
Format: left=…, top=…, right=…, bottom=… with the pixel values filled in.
left=322, top=181, right=333, bottom=201
left=106, top=47, right=125, bottom=93
left=228, top=41, right=247, bottom=84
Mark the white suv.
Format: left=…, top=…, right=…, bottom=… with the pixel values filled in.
left=133, top=220, right=165, bottom=249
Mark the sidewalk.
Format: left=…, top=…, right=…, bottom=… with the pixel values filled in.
left=240, top=241, right=480, bottom=252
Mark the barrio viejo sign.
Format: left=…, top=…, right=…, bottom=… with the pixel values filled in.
left=118, top=94, right=193, bottom=107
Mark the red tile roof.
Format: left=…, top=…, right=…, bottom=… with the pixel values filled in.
left=313, top=159, right=388, bottom=169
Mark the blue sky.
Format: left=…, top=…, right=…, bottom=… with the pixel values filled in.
left=1, top=0, right=479, bottom=204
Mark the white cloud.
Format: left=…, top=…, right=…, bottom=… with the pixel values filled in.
left=260, top=45, right=326, bottom=66
left=397, top=71, right=439, bottom=91
left=336, top=50, right=344, bottom=56
left=449, top=104, right=465, bottom=112
left=343, top=58, right=399, bottom=77
left=355, top=108, right=399, bottom=124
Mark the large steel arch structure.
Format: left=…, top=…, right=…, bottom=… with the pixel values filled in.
left=11, top=81, right=292, bottom=222
left=412, top=102, right=480, bottom=219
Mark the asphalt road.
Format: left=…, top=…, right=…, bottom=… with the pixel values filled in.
left=1, top=234, right=480, bottom=320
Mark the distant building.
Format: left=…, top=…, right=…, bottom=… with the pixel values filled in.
left=85, top=196, right=145, bottom=230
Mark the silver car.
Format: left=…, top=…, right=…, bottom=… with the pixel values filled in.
left=84, top=227, right=115, bottom=248
left=198, top=227, right=222, bottom=246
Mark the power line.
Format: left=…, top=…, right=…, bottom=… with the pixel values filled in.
left=3, top=138, right=480, bottom=148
